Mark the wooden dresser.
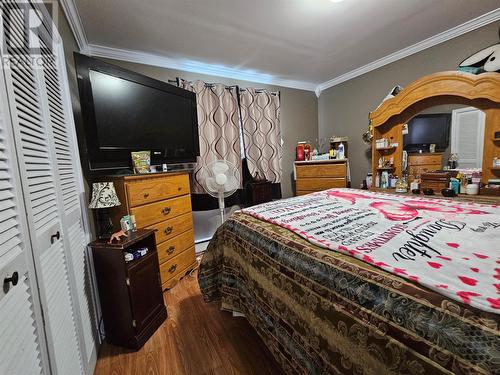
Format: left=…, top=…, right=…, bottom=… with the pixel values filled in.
left=294, top=159, right=348, bottom=196
left=106, top=172, right=196, bottom=290
left=408, top=153, right=443, bottom=178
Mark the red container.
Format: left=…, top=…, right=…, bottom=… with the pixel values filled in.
left=296, top=143, right=305, bottom=161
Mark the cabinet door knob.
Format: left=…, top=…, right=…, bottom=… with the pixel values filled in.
left=162, top=207, right=171, bottom=215
left=50, top=231, right=60, bottom=244
left=144, top=192, right=150, bottom=198
left=4, top=271, right=19, bottom=287
left=168, top=264, right=177, bottom=273
left=166, top=246, right=175, bottom=255
left=164, top=226, right=173, bottom=235
left=3, top=271, right=19, bottom=293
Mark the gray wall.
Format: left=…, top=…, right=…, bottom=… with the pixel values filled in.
left=97, top=59, right=318, bottom=198
left=318, top=22, right=500, bottom=188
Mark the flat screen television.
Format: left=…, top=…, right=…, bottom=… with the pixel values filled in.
left=75, top=53, right=199, bottom=171
left=403, top=113, right=451, bottom=153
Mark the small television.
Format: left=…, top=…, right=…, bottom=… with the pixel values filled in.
left=75, top=53, right=199, bottom=171
left=403, top=114, right=451, bottom=153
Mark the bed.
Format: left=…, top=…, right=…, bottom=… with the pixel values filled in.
left=198, top=189, right=500, bottom=375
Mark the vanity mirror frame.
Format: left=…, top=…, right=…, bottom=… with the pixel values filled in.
left=369, top=71, right=500, bottom=190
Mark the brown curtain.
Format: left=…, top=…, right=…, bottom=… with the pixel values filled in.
left=239, top=88, right=282, bottom=183
left=178, top=79, right=242, bottom=194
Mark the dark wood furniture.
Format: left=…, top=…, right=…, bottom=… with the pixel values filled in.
left=420, top=171, right=453, bottom=192
left=249, top=180, right=273, bottom=205
left=89, top=229, right=167, bottom=350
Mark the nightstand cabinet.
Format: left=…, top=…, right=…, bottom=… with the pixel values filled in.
left=89, top=229, right=167, bottom=350
left=249, top=181, right=273, bottom=205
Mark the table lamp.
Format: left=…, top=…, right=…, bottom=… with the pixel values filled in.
left=89, top=182, right=121, bottom=239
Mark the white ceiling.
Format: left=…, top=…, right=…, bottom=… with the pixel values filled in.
left=71, top=0, right=500, bottom=92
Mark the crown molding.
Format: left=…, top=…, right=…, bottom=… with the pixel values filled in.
left=87, top=44, right=318, bottom=92
left=59, top=1, right=499, bottom=96
left=315, top=8, right=500, bottom=96
left=59, top=0, right=89, bottom=54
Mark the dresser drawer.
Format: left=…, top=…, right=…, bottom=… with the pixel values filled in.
left=160, top=247, right=196, bottom=286
left=126, top=174, right=190, bottom=207
left=408, top=154, right=442, bottom=166
left=131, top=195, right=191, bottom=227
left=157, top=229, right=194, bottom=264
left=296, top=177, right=346, bottom=191
left=296, top=163, right=346, bottom=178
left=409, top=165, right=439, bottom=177
left=146, top=212, right=193, bottom=244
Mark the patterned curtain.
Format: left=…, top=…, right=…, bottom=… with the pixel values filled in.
left=239, top=88, right=282, bottom=183
left=178, top=79, right=242, bottom=194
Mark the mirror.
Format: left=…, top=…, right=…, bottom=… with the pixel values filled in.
left=404, top=104, right=485, bottom=180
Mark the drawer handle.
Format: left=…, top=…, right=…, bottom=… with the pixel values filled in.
left=177, top=187, right=182, bottom=191
left=162, top=207, right=171, bottom=215
left=164, top=226, right=173, bottom=235
left=168, top=264, right=177, bottom=273
left=143, top=192, right=150, bottom=198
left=166, top=246, right=175, bottom=255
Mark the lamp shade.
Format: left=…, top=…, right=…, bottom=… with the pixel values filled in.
left=89, top=182, right=121, bottom=209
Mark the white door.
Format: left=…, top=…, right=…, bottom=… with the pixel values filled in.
left=37, top=27, right=97, bottom=372
left=451, top=107, right=485, bottom=168
left=0, top=60, right=47, bottom=375
left=1, top=2, right=83, bottom=374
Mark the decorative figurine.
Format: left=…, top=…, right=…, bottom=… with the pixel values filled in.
left=108, top=229, right=128, bottom=244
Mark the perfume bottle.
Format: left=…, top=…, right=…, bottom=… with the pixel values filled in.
left=395, top=175, right=408, bottom=193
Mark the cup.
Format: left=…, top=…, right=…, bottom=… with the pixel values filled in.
left=465, top=184, right=479, bottom=195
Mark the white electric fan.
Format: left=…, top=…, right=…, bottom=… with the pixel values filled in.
left=201, top=160, right=240, bottom=224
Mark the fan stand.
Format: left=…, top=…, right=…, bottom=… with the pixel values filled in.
left=218, top=191, right=225, bottom=225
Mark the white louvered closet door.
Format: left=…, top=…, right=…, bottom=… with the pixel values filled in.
left=0, top=58, right=46, bottom=375
left=0, top=2, right=83, bottom=374
left=451, top=107, right=486, bottom=168
left=38, top=27, right=97, bottom=372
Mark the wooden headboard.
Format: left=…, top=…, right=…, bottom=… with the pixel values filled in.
left=369, top=71, right=500, bottom=186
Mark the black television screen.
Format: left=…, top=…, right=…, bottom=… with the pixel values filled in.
left=75, top=53, right=199, bottom=171
left=404, top=114, right=451, bottom=152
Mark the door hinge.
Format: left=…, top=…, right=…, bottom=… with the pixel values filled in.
left=132, top=319, right=136, bottom=328
left=126, top=277, right=130, bottom=286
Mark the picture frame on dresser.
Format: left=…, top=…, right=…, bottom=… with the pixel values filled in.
left=97, top=171, right=197, bottom=290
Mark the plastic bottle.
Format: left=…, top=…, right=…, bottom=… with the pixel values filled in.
left=338, top=142, right=345, bottom=159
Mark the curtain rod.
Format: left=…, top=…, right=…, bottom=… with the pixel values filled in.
left=175, top=78, right=237, bottom=89
left=240, top=88, right=279, bottom=95
left=175, top=78, right=278, bottom=95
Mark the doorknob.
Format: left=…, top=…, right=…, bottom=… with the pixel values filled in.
left=4, top=271, right=19, bottom=287
left=50, top=231, right=60, bottom=244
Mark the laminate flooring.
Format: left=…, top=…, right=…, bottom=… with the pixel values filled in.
left=94, top=270, right=285, bottom=375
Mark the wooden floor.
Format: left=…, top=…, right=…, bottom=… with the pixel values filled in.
left=93, top=270, right=284, bottom=375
